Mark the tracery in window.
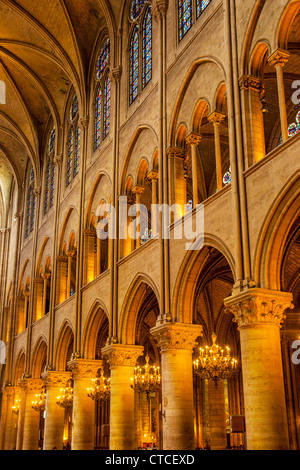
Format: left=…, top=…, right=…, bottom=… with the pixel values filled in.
left=278, top=108, right=300, bottom=145
left=129, top=1, right=152, bottom=105
left=25, top=168, right=36, bottom=238
left=197, top=0, right=212, bottom=18
left=142, top=6, right=152, bottom=89
left=67, top=94, right=80, bottom=186
left=94, top=38, right=111, bottom=150
left=44, top=127, right=56, bottom=215
left=178, top=0, right=193, bottom=41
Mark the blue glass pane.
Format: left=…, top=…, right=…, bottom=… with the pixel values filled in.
left=96, top=38, right=110, bottom=80
left=49, top=127, right=56, bottom=153
left=131, top=0, right=146, bottom=20
left=130, top=26, right=139, bottom=104
left=179, top=0, right=193, bottom=41
left=73, top=124, right=81, bottom=178
left=67, top=128, right=74, bottom=186
left=197, top=0, right=212, bottom=18
left=70, top=94, right=79, bottom=121
left=103, top=75, right=111, bottom=139
left=94, top=84, right=102, bottom=150
left=44, top=158, right=51, bottom=214
left=142, top=6, right=152, bottom=89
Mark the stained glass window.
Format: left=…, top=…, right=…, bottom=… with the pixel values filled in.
left=73, top=124, right=81, bottom=178
left=197, top=0, right=212, bottom=18
left=223, top=167, right=232, bottom=186
left=70, top=94, right=79, bottom=122
left=94, top=84, right=102, bottom=150
left=278, top=109, right=300, bottom=145
left=131, top=0, right=146, bottom=20
left=45, top=127, right=56, bottom=214
left=25, top=168, right=35, bottom=238
left=96, top=38, right=110, bottom=80
left=103, top=75, right=111, bottom=139
left=67, top=94, right=80, bottom=186
left=94, top=38, right=111, bottom=150
left=130, top=26, right=139, bottom=104
left=142, top=6, right=152, bottom=89
left=178, top=0, right=193, bottom=41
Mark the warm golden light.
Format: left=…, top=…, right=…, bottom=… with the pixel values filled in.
left=56, top=381, right=73, bottom=409
left=193, top=333, right=238, bottom=387
left=32, top=387, right=47, bottom=412
left=131, top=354, right=161, bottom=399
left=87, top=369, right=111, bottom=403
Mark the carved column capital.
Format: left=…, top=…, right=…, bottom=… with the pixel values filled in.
left=54, top=154, right=63, bottom=167
left=152, top=0, right=169, bottom=20
left=225, top=288, right=294, bottom=330
left=79, top=117, right=89, bottom=131
left=268, top=49, right=290, bottom=68
left=147, top=170, right=159, bottom=181
left=110, top=66, right=122, bottom=84
left=185, top=133, right=202, bottom=146
left=167, top=147, right=185, bottom=160
left=207, top=111, right=226, bottom=125
left=20, top=378, right=43, bottom=393
left=41, top=371, right=72, bottom=388
left=239, top=75, right=263, bottom=92
left=150, top=322, right=203, bottom=352
left=83, top=229, right=96, bottom=238
left=102, top=345, right=144, bottom=368
left=67, top=359, right=103, bottom=379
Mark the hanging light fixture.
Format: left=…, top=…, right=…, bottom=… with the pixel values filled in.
left=131, top=354, right=161, bottom=400
left=56, top=380, right=73, bottom=410
left=87, top=369, right=111, bottom=404
left=32, top=387, right=47, bottom=412
left=193, top=333, right=238, bottom=388
left=12, top=399, right=21, bottom=415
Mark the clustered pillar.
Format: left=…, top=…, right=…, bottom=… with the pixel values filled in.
left=225, top=288, right=293, bottom=450
left=150, top=321, right=203, bottom=450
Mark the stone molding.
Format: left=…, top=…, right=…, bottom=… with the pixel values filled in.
left=102, top=344, right=144, bottom=368
left=167, top=147, right=185, bottom=160
left=225, top=288, right=294, bottom=329
left=41, top=371, right=72, bottom=388
left=185, top=133, right=202, bottom=146
left=207, top=111, right=226, bottom=125
left=20, top=378, right=43, bottom=393
left=67, top=359, right=103, bottom=378
left=239, top=75, right=263, bottom=92
left=268, top=49, right=290, bottom=68
left=150, top=322, right=203, bottom=352
left=152, top=0, right=168, bottom=20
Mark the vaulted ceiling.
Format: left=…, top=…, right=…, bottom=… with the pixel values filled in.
left=0, top=0, right=122, bottom=224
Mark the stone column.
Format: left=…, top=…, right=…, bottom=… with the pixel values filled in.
left=268, top=49, right=290, bottom=142
left=225, top=288, right=293, bottom=450
left=185, top=134, right=202, bottom=207
left=148, top=171, right=159, bottom=236
left=208, top=380, right=227, bottom=450
left=83, top=229, right=96, bottom=285
left=150, top=322, right=203, bottom=450
left=66, top=251, right=76, bottom=298
left=3, top=386, right=15, bottom=450
left=10, top=387, right=21, bottom=450
left=67, top=359, right=103, bottom=450
left=208, top=112, right=226, bottom=189
left=56, top=256, right=68, bottom=305
left=167, top=147, right=186, bottom=221
left=33, top=278, right=44, bottom=323
left=42, top=274, right=51, bottom=316
left=239, top=76, right=266, bottom=164
left=21, top=379, right=43, bottom=450
left=42, top=371, right=72, bottom=451
left=102, top=344, right=144, bottom=450
left=132, top=186, right=145, bottom=248
left=16, top=384, right=26, bottom=450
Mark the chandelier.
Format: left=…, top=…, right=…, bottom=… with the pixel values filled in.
left=131, top=354, right=161, bottom=400
left=56, top=381, right=73, bottom=410
left=12, top=399, right=21, bottom=415
left=193, top=333, right=238, bottom=387
left=32, top=387, right=47, bottom=412
left=87, top=370, right=111, bottom=404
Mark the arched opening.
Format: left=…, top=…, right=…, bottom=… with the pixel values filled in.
left=121, top=279, right=161, bottom=449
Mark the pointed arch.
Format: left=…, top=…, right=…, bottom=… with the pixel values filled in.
left=54, top=321, right=74, bottom=371
left=82, top=300, right=109, bottom=359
